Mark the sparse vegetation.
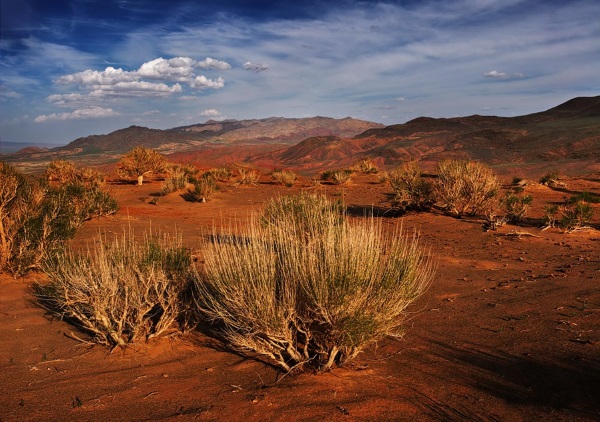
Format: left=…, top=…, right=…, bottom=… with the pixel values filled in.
left=434, top=160, right=500, bottom=217
left=354, top=158, right=379, bottom=174
left=271, top=170, right=298, bottom=187
left=117, top=146, right=166, bottom=186
left=542, top=204, right=559, bottom=230
left=0, top=162, right=118, bottom=276
left=235, top=165, right=261, bottom=185
left=161, top=163, right=199, bottom=195
left=184, top=177, right=218, bottom=202
left=501, top=193, right=533, bottom=223
left=388, top=160, right=433, bottom=212
left=203, top=167, right=232, bottom=183
left=561, top=200, right=594, bottom=232
left=195, top=193, right=434, bottom=373
left=46, top=160, right=105, bottom=189
left=35, top=231, right=193, bottom=349
left=321, top=169, right=353, bottom=185
left=539, top=171, right=562, bottom=187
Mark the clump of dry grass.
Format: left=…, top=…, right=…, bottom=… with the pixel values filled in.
left=271, top=170, right=298, bottom=187
left=35, top=230, right=193, bottom=349
left=195, top=193, right=434, bottom=373
left=434, top=160, right=500, bottom=217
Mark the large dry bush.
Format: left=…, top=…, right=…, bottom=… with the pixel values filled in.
left=1, top=162, right=118, bottom=276
left=35, top=231, right=193, bottom=349
left=46, top=159, right=105, bottom=189
left=388, top=160, right=433, bottom=212
left=117, top=146, right=166, bottom=185
left=195, top=193, right=434, bottom=372
left=434, top=160, right=500, bottom=217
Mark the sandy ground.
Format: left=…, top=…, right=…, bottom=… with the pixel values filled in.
left=1, top=173, right=599, bottom=421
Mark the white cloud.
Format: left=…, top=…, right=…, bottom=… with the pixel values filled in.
left=189, top=75, right=225, bottom=89
left=0, top=85, right=21, bottom=100
left=137, top=57, right=197, bottom=82
left=47, top=93, right=89, bottom=105
left=143, top=110, right=160, bottom=115
left=483, top=70, right=525, bottom=80
left=200, top=108, right=221, bottom=117
left=243, top=61, right=269, bottom=72
left=90, top=81, right=183, bottom=97
left=34, top=106, right=118, bottom=122
left=197, top=57, right=232, bottom=70
left=55, top=66, right=139, bottom=86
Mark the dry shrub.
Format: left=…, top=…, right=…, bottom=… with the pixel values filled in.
left=271, top=170, right=298, bottom=187
left=195, top=193, right=434, bottom=373
left=434, top=160, right=500, bottom=217
left=46, top=160, right=105, bottom=189
left=235, top=165, right=261, bottom=185
left=388, top=160, right=433, bottom=212
left=1, top=162, right=118, bottom=276
left=354, top=158, right=379, bottom=174
left=161, top=163, right=199, bottom=195
left=203, top=167, right=232, bottom=183
left=321, top=169, right=353, bottom=185
left=35, top=231, right=193, bottom=349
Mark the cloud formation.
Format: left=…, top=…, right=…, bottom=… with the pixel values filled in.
left=483, top=70, right=526, bottom=80
left=34, top=106, right=118, bottom=122
left=243, top=61, right=269, bottom=72
left=200, top=109, right=221, bottom=117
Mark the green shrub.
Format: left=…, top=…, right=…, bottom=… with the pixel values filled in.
left=35, top=231, right=193, bottom=349
left=501, top=193, right=533, bottom=223
left=540, top=171, right=560, bottom=186
left=561, top=200, right=594, bottom=232
left=542, top=204, right=560, bottom=230
left=195, top=193, right=434, bottom=373
left=184, top=177, right=218, bottom=202
left=567, top=192, right=600, bottom=204
left=271, top=170, right=298, bottom=187
left=434, top=160, right=500, bottom=217
left=388, top=160, right=433, bottom=212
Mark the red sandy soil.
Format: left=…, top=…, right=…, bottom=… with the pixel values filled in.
left=1, top=173, right=599, bottom=421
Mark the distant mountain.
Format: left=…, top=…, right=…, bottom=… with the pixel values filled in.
left=4, top=97, right=599, bottom=176
left=58, top=116, right=383, bottom=155
left=253, top=96, right=600, bottom=175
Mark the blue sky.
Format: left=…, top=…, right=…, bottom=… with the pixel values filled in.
left=1, top=0, right=599, bottom=145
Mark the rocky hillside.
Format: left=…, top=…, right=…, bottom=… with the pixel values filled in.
left=254, top=96, right=600, bottom=175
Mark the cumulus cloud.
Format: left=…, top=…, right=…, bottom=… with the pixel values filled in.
left=34, top=106, right=118, bottom=122
left=137, top=57, right=197, bottom=81
left=200, top=108, right=221, bottom=117
left=243, top=61, right=269, bottom=72
left=483, top=70, right=525, bottom=80
left=189, top=75, right=225, bottom=90
left=55, top=67, right=138, bottom=86
left=197, top=57, right=231, bottom=70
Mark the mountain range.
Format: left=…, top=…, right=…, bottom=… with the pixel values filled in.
left=3, top=96, right=599, bottom=176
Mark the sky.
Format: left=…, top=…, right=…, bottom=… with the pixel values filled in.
left=1, top=0, right=599, bottom=146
